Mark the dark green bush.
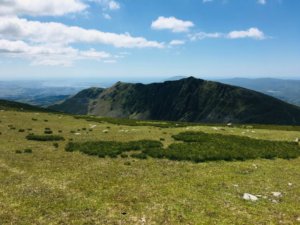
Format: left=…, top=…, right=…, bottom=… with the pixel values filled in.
left=53, top=143, right=59, bottom=148
left=44, top=130, right=53, bottom=134
left=65, top=140, right=162, bottom=159
left=18, top=129, right=25, bottom=132
left=15, top=150, right=22, bottom=154
left=26, top=134, right=65, bottom=141
left=24, top=149, right=33, bottom=154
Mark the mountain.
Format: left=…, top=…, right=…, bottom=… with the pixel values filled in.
left=49, top=77, right=300, bottom=125
left=218, top=78, right=300, bottom=106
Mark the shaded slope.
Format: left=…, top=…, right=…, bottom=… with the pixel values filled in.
left=50, top=77, right=300, bottom=125
left=50, top=87, right=104, bottom=115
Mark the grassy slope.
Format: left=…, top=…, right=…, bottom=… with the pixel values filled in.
left=1, top=110, right=300, bottom=224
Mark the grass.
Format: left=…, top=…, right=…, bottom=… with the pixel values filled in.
left=1, top=110, right=300, bottom=224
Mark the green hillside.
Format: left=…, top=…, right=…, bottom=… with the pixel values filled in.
left=1, top=103, right=300, bottom=224
left=50, top=77, right=300, bottom=125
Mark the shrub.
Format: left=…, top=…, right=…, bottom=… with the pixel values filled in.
left=26, top=134, right=65, bottom=141
left=58, top=130, right=63, bottom=133
left=15, top=150, right=22, bottom=154
left=44, top=120, right=48, bottom=122
left=65, top=140, right=162, bottom=158
left=32, top=118, right=38, bottom=121
left=24, top=148, right=33, bottom=154
left=131, top=153, right=148, bottom=160
left=44, top=130, right=53, bottom=134
left=120, top=153, right=128, bottom=158
left=18, top=129, right=25, bottom=132
left=53, top=143, right=59, bottom=148
left=160, top=138, right=165, bottom=141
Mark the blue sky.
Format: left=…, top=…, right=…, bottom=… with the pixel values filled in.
left=0, top=0, right=299, bottom=80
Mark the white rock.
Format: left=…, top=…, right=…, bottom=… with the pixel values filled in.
left=295, top=138, right=299, bottom=142
left=75, top=133, right=81, bottom=135
left=243, top=193, right=258, bottom=201
left=102, top=130, right=108, bottom=133
left=272, top=192, right=282, bottom=197
left=272, top=199, right=278, bottom=203
left=288, top=183, right=293, bottom=186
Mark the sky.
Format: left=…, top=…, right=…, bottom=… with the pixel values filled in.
left=0, top=0, right=299, bottom=80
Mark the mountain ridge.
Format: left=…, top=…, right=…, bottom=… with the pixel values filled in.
left=49, top=77, right=300, bottom=125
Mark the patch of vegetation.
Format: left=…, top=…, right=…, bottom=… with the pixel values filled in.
left=65, top=140, right=162, bottom=158
left=24, top=148, right=33, bottom=154
left=160, top=132, right=300, bottom=162
left=26, top=134, right=65, bottom=141
left=18, top=129, right=25, bottom=132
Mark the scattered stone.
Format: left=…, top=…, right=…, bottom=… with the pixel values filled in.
left=227, top=123, right=232, bottom=127
left=272, top=192, right=282, bottom=197
left=75, top=133, right=81, bottom=135
left=102, top=130, right=109, bottom=133
left=212, top=127, right=219, bottom=131
left=288, top=183, right=293, bottom=186
left=295, top=138, right=299, bottom=142
left=252, top=164, right=258, bottom=169
left=233, top=184, right=239, bottom=188
left=243, top=193, right=258, bottom=201
left=272, top=199, right=278, bottom=204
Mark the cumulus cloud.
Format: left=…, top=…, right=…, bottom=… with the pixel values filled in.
left=151, top=16, right=194, bottom=33
left=0, top=16, right=163, bottom=66
left=89, top=0, right=120, bottom=10
left=0, top=0, right=87, bottom=17
left=0, top=17, right=164, bottom=48
left=227, top=28, right=266, bottom=40
left=0, top=39, right=112, bottom=66
left=169, top=40, right=186, bottom=46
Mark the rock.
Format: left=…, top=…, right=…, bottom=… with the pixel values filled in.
left=102, top=130, right=109, bottom=133
left=75, top=133, right=81, bottom=135
left=295, top=138, right=299, bottom=142
left=288, top=183, right=293, bottom=186
left=272, top=192, right=282, bottom=197
left=272, top=199, right=278, bottom=204
left=243, top=193, right=258, bottom=201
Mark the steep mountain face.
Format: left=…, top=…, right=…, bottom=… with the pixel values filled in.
left=49, top=77, right=300, bottom=125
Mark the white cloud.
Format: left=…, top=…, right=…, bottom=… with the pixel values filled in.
left=227, top=28, right=266, bottom=40
left=0, top=0, right=87, bottom=17
left=202, top=0, right=214, bottom=3
left=189, top=28, right=266, bottom=41
left=169, top=40, right=185, bottom=46
left=189, top=32, right=222, bottom=41
left=0, top=17, right=164, bottom=48
left=257, top=0, right=267, bottom=5
left=0, top=39, right=112, bottom=66
left=89, top=0, right=120, bottom=11
left=151, top=16, right=194, bottom=33
left=0, top=16, right=164, bottom=66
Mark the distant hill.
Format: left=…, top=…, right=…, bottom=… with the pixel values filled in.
left=0, top=99, right=52, bottom=112
left=50, top=77, right=300, bottom=125
left=219, top=78, right=300, bottom=106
